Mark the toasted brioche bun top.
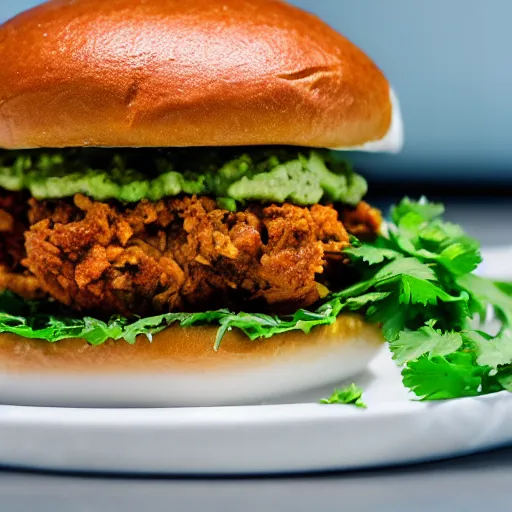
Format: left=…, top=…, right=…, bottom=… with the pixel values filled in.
left=0, top=0, right=396, bottom=151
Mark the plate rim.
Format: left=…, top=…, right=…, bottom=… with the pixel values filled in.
left=0, top=388, right=508, bottom=423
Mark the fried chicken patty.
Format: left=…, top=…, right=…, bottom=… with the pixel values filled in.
left=0, top=192, right=381, bottom=315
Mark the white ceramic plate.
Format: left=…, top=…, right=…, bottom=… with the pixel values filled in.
left=0, top=246, right=510, bottom=475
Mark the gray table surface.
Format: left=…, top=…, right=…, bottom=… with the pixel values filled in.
left=0, top=197, right=511, bottom=512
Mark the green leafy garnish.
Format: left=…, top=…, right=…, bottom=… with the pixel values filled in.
left=495, top=281, right=512, bottom=296
left=402, top=352, right=488, bottom=400
left=320, top=384, right=367, bottom=408
left=389, top=321, right=463, bottom=366
left=0, top=291, right=344, bottom=349
left=339, top=197, right=512, bottom=400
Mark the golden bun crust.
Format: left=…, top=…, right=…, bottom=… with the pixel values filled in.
left=0, top=314, right=382, bottom=374
left=0, top=0, right=391, bottom=150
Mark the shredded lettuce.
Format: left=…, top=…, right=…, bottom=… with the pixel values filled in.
left=0, top=291, right=344, bottom=350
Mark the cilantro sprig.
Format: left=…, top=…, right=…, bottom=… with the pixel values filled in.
left=1, top=197, right=511, bottom=401
left=321, top=384, right=367, bottom=408
left=342, top=197, right=512, bottom=400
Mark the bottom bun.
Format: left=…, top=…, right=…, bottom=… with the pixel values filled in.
left=0, top=314, right=383, bottom=407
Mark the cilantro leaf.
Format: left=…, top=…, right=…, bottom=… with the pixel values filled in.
left=335, top=257, right=437, bottom=300
left=494, top=282, right=512, bottom=296
left=344, top=292, right=392, bottom=310
left=398, top=276, right=465, bottom=306
left=437, top=240, right=482, bottom=277
left=496, top=366, right=512, bottom=391
left=390, top=322, right=464, bottom=366
left=366, top=296, right=408, bottom=341
left=373, top=257, right=437, bottom=283
left=391, top=197, right=445, bottom=224
left=464, top=330, right=512, bottom=369
left=402, top=353, right=488, bottom=400
left=387, top=196, right=482, bottom=277
left=459, top=274, right=512, bottom=326
left=320, top=384, right=367, bottom=408
left=343, top=245, right=401, bottom=265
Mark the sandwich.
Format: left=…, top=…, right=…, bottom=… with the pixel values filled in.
left=0, top=0, right=510, bottom=406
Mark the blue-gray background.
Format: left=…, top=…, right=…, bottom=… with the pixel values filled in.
left=2, top=0, right=511, bottom=183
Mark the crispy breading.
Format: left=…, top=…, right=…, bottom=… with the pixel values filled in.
left=0, top=191, right=381, bottom=314
left=0, top=268, right=43, bottom=300
left=0, top=193, right=26, bottom=271
left=21, top=195, right=381, bottom=316
left=341, top=201, right=382, bottom=240
left=0, top=192, right=44, bottom=300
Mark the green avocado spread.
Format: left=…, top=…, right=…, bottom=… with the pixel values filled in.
left=0, top=147, right=367, bottom=208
